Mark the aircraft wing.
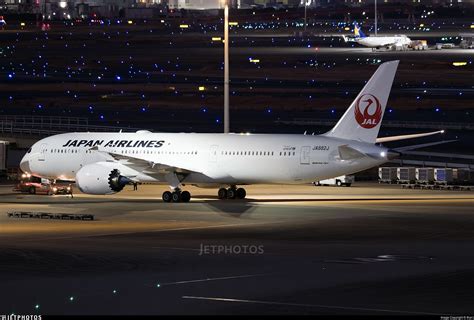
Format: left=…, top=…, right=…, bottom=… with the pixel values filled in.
left=89, top=146, right=203, bottom=176
left=376, top=130, right=444, bottom=143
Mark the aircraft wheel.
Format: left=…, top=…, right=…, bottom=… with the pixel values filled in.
left=236, top=188, right=246, bottom=199
left=181, top=191, right=191, bottom=203
left=172, top=192, right=181, bottom=203
left=218, top=188, right=227, bottom=199
left=162, top=191, right=172, bottom=202
left=227, top=188, right=236, bottom=199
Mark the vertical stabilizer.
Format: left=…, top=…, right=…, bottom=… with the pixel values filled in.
left=324, top=60, right=399, bottom=144
left=354, top=22, right=367, bottom=38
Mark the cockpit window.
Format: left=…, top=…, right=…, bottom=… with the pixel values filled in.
left=27, top=148, right=32, bottom=153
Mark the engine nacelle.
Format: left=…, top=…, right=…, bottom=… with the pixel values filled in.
left=75, top=163, right=131, bottom=195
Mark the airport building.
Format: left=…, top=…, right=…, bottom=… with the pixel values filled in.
left=0, top=0, right=472, bottom=17
left=167, top=0, right=223, bottom=10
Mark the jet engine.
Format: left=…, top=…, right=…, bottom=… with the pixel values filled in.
left=75, top=163, right=131, bottom=195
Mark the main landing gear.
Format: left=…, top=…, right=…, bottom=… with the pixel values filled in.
left=162, top=189, right=191, bottom=203
left=161, top=183, right=246, bottom=203
left=218, top=186, right=246, bottom=200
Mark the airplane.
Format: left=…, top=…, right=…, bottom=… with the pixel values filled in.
left=20, top=60, right=444, bottom=203
left=343, top=23, right=412, bottom=51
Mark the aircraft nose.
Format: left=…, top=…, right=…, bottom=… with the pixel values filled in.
left=20, top=156, right=31, bottom=173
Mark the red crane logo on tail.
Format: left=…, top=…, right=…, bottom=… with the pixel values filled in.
left=354, top=94, right=382, bottom=129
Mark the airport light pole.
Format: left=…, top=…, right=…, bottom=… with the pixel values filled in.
left=304, top=1, right=307, bottom=33
left=223, top=0, right=230, bottom=134
left=374, top=0, right=378, bottom=36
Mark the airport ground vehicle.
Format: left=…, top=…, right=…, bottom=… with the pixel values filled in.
left=416, top=168, right=435, bottom=184
left=453, top=168, right=474, bottom=184
left=460, top=34, right=474, bottom=49
left=460, top=41, right=474, bottom=49
left=380, top=166, right=474, bottom=189
left=434, top=168, right=454, bottom=185
left=41, top=23, right=51, bottom=31
left=379, top=167, right=398, bottom=183
left=397, top=167, right=416, bottom=184
left=314, top=175, right=354, bottom=187
left=14, top=173, right=72, bottom=195
left=435, top=43, right=455, bottom=49
left=410, top=40, right=428, bottom=50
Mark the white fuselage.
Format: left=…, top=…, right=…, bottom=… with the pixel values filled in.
left=357, top=35, right=411, bottom=48
left=21, top=132, right=389, bottom=186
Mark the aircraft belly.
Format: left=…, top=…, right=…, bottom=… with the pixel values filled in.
left=198, top=157, right=293, bottom=184
left=230, top=160, right=291, bottom=183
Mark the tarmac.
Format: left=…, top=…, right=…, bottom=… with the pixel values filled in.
left=0, top=183, right=473, bottom=314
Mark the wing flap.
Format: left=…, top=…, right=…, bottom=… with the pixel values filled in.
left=90, top=146, right=202, bottom=175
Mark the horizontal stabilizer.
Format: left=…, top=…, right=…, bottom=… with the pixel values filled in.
left=394, top=140, right=457, bottom=152
left=376, top=130, right=445, bottom=143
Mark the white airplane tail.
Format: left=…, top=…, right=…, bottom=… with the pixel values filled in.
left=324, top=60, right=399, bottom=144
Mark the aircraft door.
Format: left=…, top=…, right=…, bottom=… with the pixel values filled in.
left=300, top=146, right=310, bottom=165
left=38, top=143, right=48, bottom=161
left=209, top=145, right=219, bottom=163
